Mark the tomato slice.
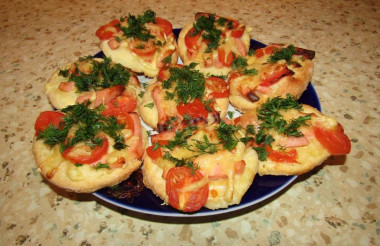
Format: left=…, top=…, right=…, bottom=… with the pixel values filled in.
left=205, top=77, right=229, bottom=98
left=146, top=145, right=163, bottom=160
left=101, top=94, right=137, bottom=117
left=266, top=145, right=298, bottom=163
left=155, top=17, right=173, bottom=36
left=166, top=166, right=209, bottom=212
left=260, top=64, right=294, bottom=87
left=130, top=41, right=157, bottom=56
left=177, top=98, right=209, bottom=119
left=230, top=25, right=245, bottom=38
left=34, top=111, right=65, bottom=136
left=313, top=123, right=351, bottom=155
left=217, top=48, right=234, bottom=67
left=185, top=28, right=202, bottom=50
left=95, top=19, right=120, bottom=40
left=62, top=137, right=109, bottom=164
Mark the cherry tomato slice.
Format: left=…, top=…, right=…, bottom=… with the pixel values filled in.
left=230, top=25, right=245, bottom=38
left=166, top=166, right=209, bottom=212
left=217, top=48, right=234, bottom=67
left=130, top=41, right=157, bottom=56
left=101, top=94, right=137, bottom=117
left=155, top=17, right=173, bottom=37
left=177, top=98, right=209, bottom=119
left=266, top=145, right=298, bottom=163
left=146, top=145, right=163, bottom=160
left=205, top=77, right=229, bottom=98
left=313, top=123, right=351, bottom=155
left=62, top=137, right=109, bottom=164
left=34, top=111, right=65, bottom=136
left=95, top=19, right=120, bottom=40
left=260, top=65, right=294, bottom=87
left=185, top=28, right=202, bottom=50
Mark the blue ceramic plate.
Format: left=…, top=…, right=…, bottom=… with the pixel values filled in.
left=93, top=29, right=321, bottom=217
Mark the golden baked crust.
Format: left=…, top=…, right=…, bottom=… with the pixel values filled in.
left=229, top=44, right=314, bottom=113
left=177, top=13, right=251, bottom=77
left=33, top=129, right=148, bottom=193
left=142, top=123, right=258, bottom=210
left=45, top=57, right=140, bottom=110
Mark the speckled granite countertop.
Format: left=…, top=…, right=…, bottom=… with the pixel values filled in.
left=0, top=0, right=379, bottom=245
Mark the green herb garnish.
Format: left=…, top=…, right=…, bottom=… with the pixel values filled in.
left=267, top=45, right=296, bottom=63
left=118, top=10, right=156, bottom=41
left=59, top=56, right=131, bottom=92
left=94, top=163, right=110, bottom=170
left=231, top=56, right=258, bottom=75
left=37, top=102, right=127, bottom=152
left=161, top=65, right=205, bottom=104
left=216, top=121, right=241, bottom=151
left=144, top=102, right=154, bottom=109
left=192, top=14, right=223, bottom=53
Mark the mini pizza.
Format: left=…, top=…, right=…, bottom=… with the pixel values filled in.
left=32, top=96, right=148, bottom=193
left=234, top=95, right=351, bottom=176
left=178, top=12, right=251, bottom=77
left=142, top=121, right=258, bottom=212
left=45, top=56, right=140, bottom=110
left=96, top=10, right=178, bottom=77
left=228, top=44, right=315, bottom=112
left=138, top=64, right=229, bottom=131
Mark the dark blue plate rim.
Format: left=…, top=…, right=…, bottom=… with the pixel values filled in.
left=93, top=28, right=320, bottom=217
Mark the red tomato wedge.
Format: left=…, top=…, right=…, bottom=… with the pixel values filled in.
left=255, top=45, right=280, bottom=58
left=130, top=41, right=157, bottom=57
left=217, top=48, right=234, bottom=67
left=155, top=17, right=173, bottom=37
left=260, top=65, right=294, bottom=87
left=266, top=145, right=298, bottom=163
left=34, top=111, right=65, bottom=136
left=96, top=19, right=120, bottom=40
left=185, top=28, right=202, bottom=50
left=166, top=166, right=209, bottom=212
left=177, top=98, right=209, bottom=119
left=62, top=137, right=109, bottom=164
left=101, top=94, right=137, bottom=117
left=146, top=145, right=163, bottom=160
left=313, top=123, right=351, bottom=155
left=205, top=77, right=229, bottom=98
left=230, top=25, right=245, bottom=38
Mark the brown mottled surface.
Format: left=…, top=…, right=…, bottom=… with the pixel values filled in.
left=0, top=0, right=379, bottom=245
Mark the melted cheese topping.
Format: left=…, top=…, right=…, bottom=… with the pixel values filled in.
left=100, top=35, right=178, bottom=78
